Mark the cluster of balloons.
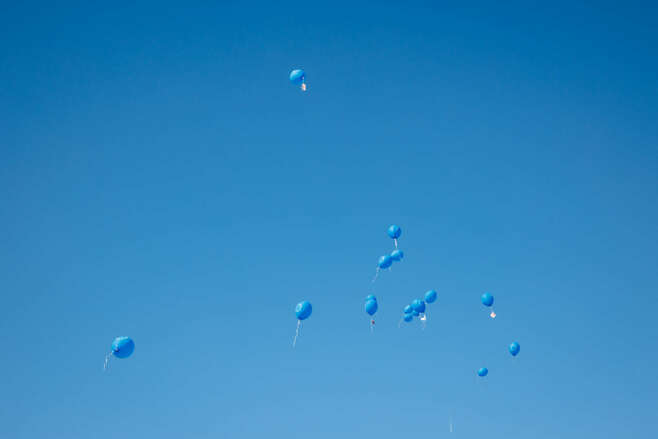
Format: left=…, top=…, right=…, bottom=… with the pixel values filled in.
left=401, top=289, right=437, bottom=326
left=374, top=225, right=404, bottom=281
left=477, top=293, right=521, bottom=378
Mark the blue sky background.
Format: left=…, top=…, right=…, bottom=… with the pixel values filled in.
left=1, top=1, right=657, bottom=437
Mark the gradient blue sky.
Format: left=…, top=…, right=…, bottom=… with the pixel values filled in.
left=1, top=1, right=657, bottom=438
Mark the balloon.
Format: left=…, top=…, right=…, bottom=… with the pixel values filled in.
left=390, top=249, right=404, bottom=261
left=481, top=292, right=494, bottom=307
left=365, top=299, right=378, bottom=316
left=378, top=255, right=393, bottom=269
left=424, top=290, right=437, bottom=303
left=403, top=313, right=413, bottom=322
left=289, top=69, right=305, bottom=84
left=411, top=299, right=426, bottom=313
left=111, top=337, right=135, bottom=359
left=509, top=342, right=520, bottom=356
left=403, top=305, right=412, bottom=314
left=477, top=367, right=488, bottom=377
left=412, top=310, right=420, bottom=317
left=295, top=301, right=312, bottom=320
left=387, top=225, right=401, bottom=239
left=365, top=294, right=377, bottom=302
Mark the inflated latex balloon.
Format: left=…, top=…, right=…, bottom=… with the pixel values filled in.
left=289, top=69, right=307, bottom=91
left=390, top=249, right=404, bottom=262
left=104, top=336, right=135, bottom=371
left=509, top=342, right=520, bottom=356
left=378, top=255, right=393, bottom=269
left=403, top=305, right=412, bottom=314
left=477, top=367, right=488, bottom=377
left=411, top=299, right=426, bottom=314
left=424, top=290, right=437, bottom=304
left=403, top=313, right=413, bottom=322
left=293, top=301, right=312, bottom=347
left=365, top=299, right=378, bottom=316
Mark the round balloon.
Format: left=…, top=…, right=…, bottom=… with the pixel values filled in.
left=390, top=249, right=404, bottom=261
left=378, top=254, right=393, bottom=269
left=424, top=290, right=437, bottom=303
left=387, top=224, right=402, bottom=239
left=365, top=294, right=377, bottom=302
left=403, top=313, right=413, bottom=322
left=365, top=299, right=378, bottom=316
left=111, top=336, right=135, bottom=359
left=295, top=301, right=312, bottom=320
left=289, top=69, right=305, bottom=84
left=412, top=310, right=420, bottom=317
left=403, top=305, right=412, bottom=314
left=477, top=367, right=488, bottom=377
left=411, top=299, right=426, bottom=313
left=481, top=292, right=494, bottom=307
left=509, top=342, right=520, bottom=356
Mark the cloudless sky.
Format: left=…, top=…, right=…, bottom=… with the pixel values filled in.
left=1, top=1, right=657, bottom=438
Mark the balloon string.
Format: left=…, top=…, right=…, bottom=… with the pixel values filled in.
left=371, top=267, right=380, bottom=283
left=292, top=320, right=301, bottom=348
left=103, top=352, right=112, bottom=371
left=394, top=239, right=398, bottom=249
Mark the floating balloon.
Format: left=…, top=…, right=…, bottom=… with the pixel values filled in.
left=104, top=336, right=135, bottom=371
left=378, top=255, right=393, bottom=269
left=365, top=299, right=378, bottom=316
left=477, top=367, right=488, bottom=377
left=365, top=298, right=378, bottom=331
left=293, top=301, right=312, bottom=347
left=424, top=289, right=437, bottom=304
left=403, top=305, right=412, bottom=314
left=289, top=68, right=307, bottom=91
left=403, top=313, right=413, bottom=322
left=481, top=292, right=496, bottom=319
left=387, top=224, right=402, bottom=248
left=390, top=249, right=404, bottom=262
left=372, top=254, right=393, bottom=283
left=509, top=342, right=520, bottom=357
left=411, top=299, right=426, bottom=314
left=412, top=310, right=420, bottom=317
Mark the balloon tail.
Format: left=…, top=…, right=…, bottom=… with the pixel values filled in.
left=292, top=320, right=301, bottom=347
left=394, top=239, right=398, bottom=249
left=371, top=267, right=380, bottom=283
left=103, top=352, right=112, bottom=371
left=449, top=416, right=453, bottom=433
left=490, top=310, right=496, bottom=319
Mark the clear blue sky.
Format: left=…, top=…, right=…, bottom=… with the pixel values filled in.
left=1, top=1, right=657, bottom=438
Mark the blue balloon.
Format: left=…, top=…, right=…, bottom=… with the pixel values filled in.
left=111, top=336, right=135, bottom=359
left=509, top=342, right=520, bottom=356
left=289, top=69, right=305, bottom=84
left=411, top=299, right=426, bottom=313
left=481, top=292, right=494, bottom=307
left=403, top=313, right=413, bottom=322
left=412, top=310, right=420, bottom=317
left=403, top=305, right=412, bottom=314
left=365, top=299, right=378, bottom=316
left=424, top=289, right=437, bottom=303
left=295, top=301, right=312, bottom=320
left=365, top=294, right=377, bottom=302
left=387, top=224, right=402, bottom=239
left=390, top=249, right=404, bottom=261
left=477, top=367, right=488, bottom=377
left=378, top=254, right=393, bottom=269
